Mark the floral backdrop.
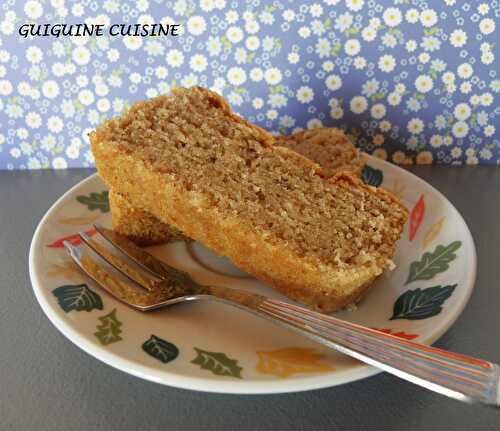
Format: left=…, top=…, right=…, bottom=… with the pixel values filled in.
left=0, top=0, right=499, bottom=170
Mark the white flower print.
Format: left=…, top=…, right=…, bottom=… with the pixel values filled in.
left=457, top=64, right=473, bottom=79
left=362, top=78, right=379, bottom=96
left=0, top=80, right=12, bottom=96
left=316, top=38, right=331, bottom=58
left=246, top=36, right=260, bottom=51
left=226, top=10, right=238, bottom=24
left=166, top=49, right=184, bottom=67
left=245, top=20, right=260, bottom=34
left=353, top=56, right=366, bottom=69
left=378, top=55, right=396, bottom=73
left=26, top=112, right=42, bottom=128
left=420, top=9, right=438, bottom=27
left=227, top=67, right=246, bottom=85
left=449, top=30, right=467, bottom=48
left=264, top=68, right=282, bottom=85
left=484, top=125, right=495, bottom=137
left=382, top=8, right=402, bottom=27
left=481, top=93, right=493, bottom=106
left=415, top=75, right=433, bottom=93
left=430, top=135, right=443, bottom=148
left=123, top=36, right=143, bottom=51
left=453, top=103, right=471, bottom=121
left=0, top=0, right=497, bottom=169
left=350, top=96, right=368, bottom=114
left=288, top=52, right=300, bottom=64
left=325, top=75, right=342, bottom=91
left=187, top=16, right=207, bottom=36
left=361, top=27, right=377, bottom=42
left=226, top=26, right=244, bottom=44
left=283, top=10, right=295, bottom=22
left=24, top=1, right=43, bottom=19
left=370, top=103, right=386, bottom=120
left=47, top=117, right=62, bottom=134
left=190, top=54, right=208, bottom=72
left=452, top=121, right=469, bottom=138
left=479, top=18, right=495, bottom=35
left=335, top=13, right=353, bottom=32
left=42, top=81, right=60, bottom=99
left=299, top=27, right=311, bottom=39
left=481, top=52, right=494, bottom=65
left=52, top=157, right=67, bottom=169
left=346, top=0, right=364, bottom=12
left=296, top=86, right=314, bottom=103
left=250, top=68, right=264, bottom=81
left=405, top=9, right=419, bottom=24
left=407, top=118, right=424, bottom=134
left=406, top=40, right=417, bottom=52
left=252, top=97, right=264, bottom=109
left=78, top=89, right=94, bottom=106
left=344, top=39, right=360, bottom=56
left=72, top=46, right=91, bottom=65
left=387, top=92, right=402, bottom=106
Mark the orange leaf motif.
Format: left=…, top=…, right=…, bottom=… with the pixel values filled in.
left=256, top=347, right=334, bottom=378
left=372, top=328, right=418, bottom=340
left=58, top=214, right=101, bottom=226
left=47, top=228, right=97, bottom=248
left=409, top=195, right=425, bottom=241
left=422, top=217, right=446, bottom=249
left=46, top=261, right=81, bottom=281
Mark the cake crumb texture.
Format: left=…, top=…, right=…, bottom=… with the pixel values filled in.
left=91, top=87, right=408, bottom=311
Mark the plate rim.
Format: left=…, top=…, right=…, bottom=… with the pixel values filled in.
left=29, top=157, right=477, bottom=394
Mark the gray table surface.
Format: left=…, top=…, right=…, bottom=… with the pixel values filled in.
left=1, top=167, right=500, bottom=430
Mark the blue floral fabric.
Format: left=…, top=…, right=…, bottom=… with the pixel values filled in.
left=1, top=0, right=499, bottom=170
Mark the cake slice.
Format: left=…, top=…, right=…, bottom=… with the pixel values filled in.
left=91, top=87, right=408, bottom=311
left=109, top=127, right=366, bottom=246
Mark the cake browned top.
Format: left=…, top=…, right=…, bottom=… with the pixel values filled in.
left=92, top=87, right=407, bottom=269
left=278, top=128, right=365, bottom=178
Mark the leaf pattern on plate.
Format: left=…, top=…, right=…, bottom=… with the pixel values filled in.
left=52, top=284, right=103, bottom=313
left=58, top=214, right=101, bottom=226
left=76, top=191, right=109, bottom=213
left=94, top=309, right=123, bottom=346
left=406, top=241, right=462, bottom=284
left=191, top=348, right=242, bottom=378
left=46, top=261, right=81, bottom=281
left=361, top=165, right=383, bottom=187
left=409, top=194, right=425, bottom=241
left=388, top=178, right=405, bottom=199
left=372, top=328, right=418, bottom=340
left=422, top=217, right=446, bottom=249
left=390, top=285, right=457, bottom=320
left=256, top=347, right=334, bottom=378
left=46, top=228, right=96, bottom=248
left=142, top=335, right=179, bottom=364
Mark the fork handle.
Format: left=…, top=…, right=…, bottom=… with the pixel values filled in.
left=209, top=287, right=500, bottom=406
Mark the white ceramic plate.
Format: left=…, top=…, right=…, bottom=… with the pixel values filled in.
left=29, top=156, right=476, bottom=394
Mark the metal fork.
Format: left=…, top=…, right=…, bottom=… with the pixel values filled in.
left=64, top=224, right=500, bottom=406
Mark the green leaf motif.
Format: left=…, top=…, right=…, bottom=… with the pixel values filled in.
left=361, top=165, right=384, bottom=187
left=191, top=348, right=242, bottom=378
left=94, top=309, right=123, bottom=345
left=76, top=191, right=109, bottom=213
left=52, top=284, right=103, bottom=313
left=406, top=241, right=462, bottom=284
left=142, top=335, right=179, bottom=364
left=390, top=285, right=457, bottom=320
